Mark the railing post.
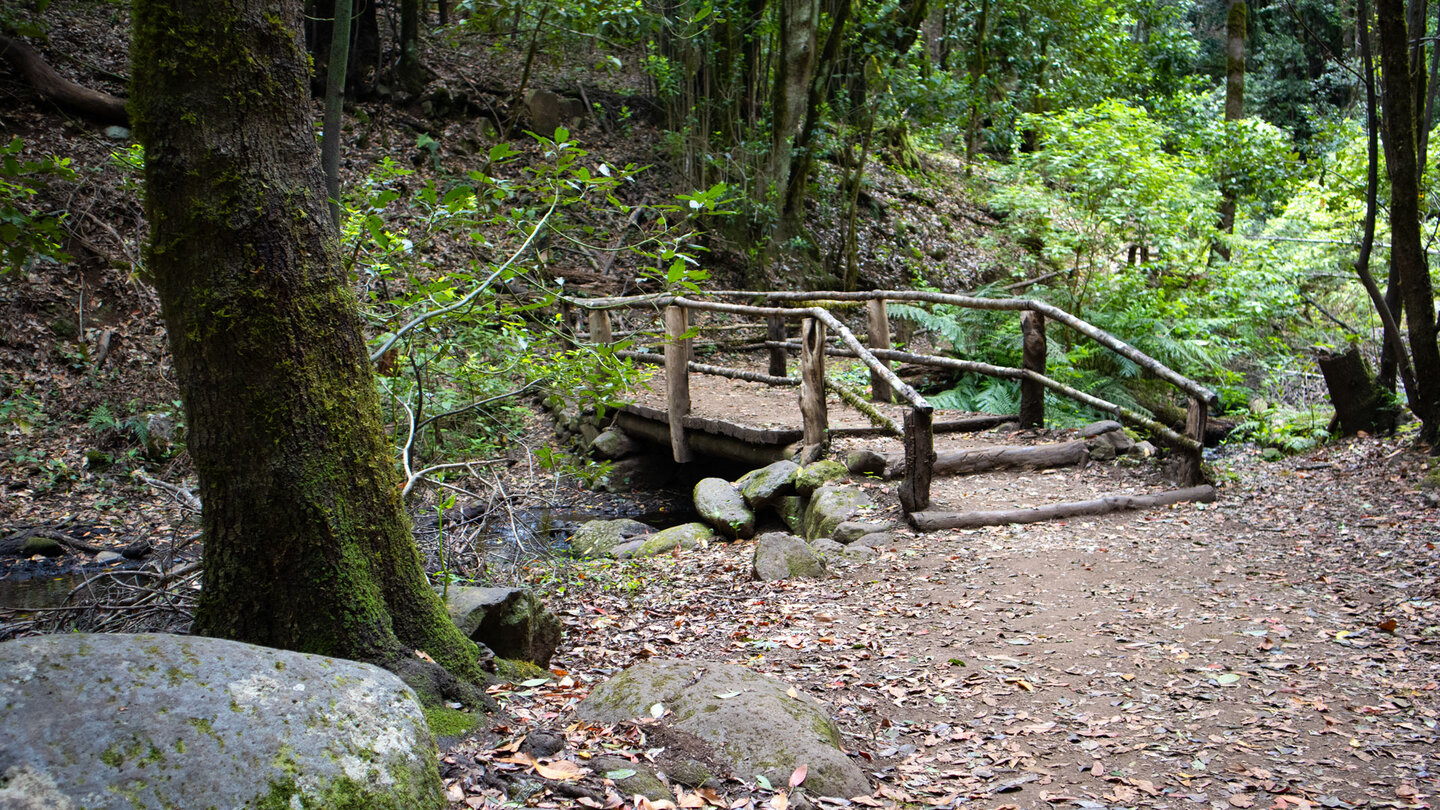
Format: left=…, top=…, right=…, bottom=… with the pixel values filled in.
left=559, top=300, right=575, bottom=338
left=799, top=317, right=828, bottom=452
left=587, top=309, right=612, bottom=346
left=900, top=406, right=935, bottom=512
left=867, top=298, right=893, bottom=403
left=1180, top=396, right=1208, bottom=485
left=767, top=315, right=787, bottom=377
left=665, top=305, right=693, bottom=463
left=1019, top=311, right=1046, bottom=428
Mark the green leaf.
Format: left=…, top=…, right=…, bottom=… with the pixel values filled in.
left=606, top=769, right=637, bottom=780
left=520, top=677, right=551, bottom=687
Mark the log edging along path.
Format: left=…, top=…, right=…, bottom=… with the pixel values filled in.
left=560, top=289, right=1217, bottom=514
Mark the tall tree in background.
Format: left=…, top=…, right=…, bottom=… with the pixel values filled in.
left=321, top=0, right=353, bottom=230
left=398, top=0, right=425, bottom=95
left=1214, top=0, right=1245, bottom=261
left=1374, top=0, right=1440, bottom=445
left=769, top=0, right=821, bottom=195
left=131, top=0, right=490, bottom=702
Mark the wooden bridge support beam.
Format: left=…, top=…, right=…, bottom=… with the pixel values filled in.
left=587, top=309, right=612, bottom=346
left=867, top=299, right=893, bottom=403
left=900, top=406, right=935, bottom=512
left=559, top=300, right=575, bottom=338
left=1179, top=396, right=1208, bottom=486
left=665, top=305, right=693, bottom=463
left=1019, top=311, right=1046, bottom=428
left=767, top=315, right=788, bottom=377
left=799, top=317, right=828, bottom=452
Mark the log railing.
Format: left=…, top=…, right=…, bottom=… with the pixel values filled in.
left=562, top=289, right=1217, bottom=510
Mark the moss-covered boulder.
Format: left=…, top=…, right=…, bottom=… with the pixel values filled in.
left=693, top=478, right=755, bottom=540
left=590, top=428, right=641, bottom=460
left=753, top=532, right=827, bottom=581
left=803, top=486, right=874, bottom=541
left=795, top=460, right=848, bottom=496
left=0, top=633, right=443, bottom=810
left=775, top=495, right=806, bottom=535
left=569, top=518, right=654, bottom=558
left=493, top=658, right=550, bottom=683
left=737, top=460, right=799, bottom=510
left=439, top=586, right=561, bottom=667
left=636, top=522, right=715, bottom=557
left=576, top=659, right=868, bottom=799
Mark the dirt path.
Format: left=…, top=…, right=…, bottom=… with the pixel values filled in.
left=469, top=436, right=1439, bottom=810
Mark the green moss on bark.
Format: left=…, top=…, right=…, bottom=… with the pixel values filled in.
left=131, top=0, right=488, bottom=717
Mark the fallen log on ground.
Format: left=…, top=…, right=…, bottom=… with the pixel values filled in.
left=884, top=439, right=1088, bottom=478
left=908, top=484, right=1217, bottom=530
left=0, top=33, right=129, bottom=125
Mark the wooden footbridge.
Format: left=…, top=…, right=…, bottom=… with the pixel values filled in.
left=562, top=290, right=1218, bottom=528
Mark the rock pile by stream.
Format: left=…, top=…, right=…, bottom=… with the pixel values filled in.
left=566, top=458, right=890, bottom=580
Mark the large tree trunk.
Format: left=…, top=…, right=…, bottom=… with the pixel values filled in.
left=1356, top=0, right=1418, bottom=403
left=131, top=0, right=489, bottom=704
left=1317, top=346, right=1399, bottom=434
left=398, top=0, right=426, bottom=96
left=1214, top=0, right=1246, bottom=261
left=964, top=0, right=990, bottom=167
left=769, top=0, right=820, bottom=191
left=780, top=0, right=851, bottom=234
left=321, top=0, right=353, bottom=231
left=1376, top=0, right=1440, bottom=444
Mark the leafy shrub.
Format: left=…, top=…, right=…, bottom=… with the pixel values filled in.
left=1, top=137, right=76, bottom=276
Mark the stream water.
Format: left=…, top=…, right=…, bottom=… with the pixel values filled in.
left=0, top=498, right=697, bottom=618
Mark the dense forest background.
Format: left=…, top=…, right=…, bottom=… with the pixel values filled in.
left=2, top=0, right=1438, bottom=510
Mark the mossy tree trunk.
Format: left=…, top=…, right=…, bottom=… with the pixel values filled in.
left=131, top=0, right=489, bottom=705
left=1213, top=0, right=1245, bottom=262
left=769, top=0, right=819, bottom=192
left=398, top=0, right=426, bottom=96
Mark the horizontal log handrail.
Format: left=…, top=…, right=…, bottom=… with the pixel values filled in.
left=561, top=289, right=1216, bottom=406
left=767, top=341, right=1197, bottom=450
left=565, top=285, right=1214, bottom=501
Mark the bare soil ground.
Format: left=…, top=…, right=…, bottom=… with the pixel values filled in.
left=465, top=434, right=1439, bottom=810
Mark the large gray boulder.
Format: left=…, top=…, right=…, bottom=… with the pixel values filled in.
left=576, top=659, right=868, bottom=799
left=803, top=486, right=874, bottom=541
left=440, top=586, right=561, bottom=667
left=693, top=478, right=755, bottom=540
left=0, top=633, right=442, bottom=810
left=753, top=532, right=827, bottom=581
left=738, top=460, right=799, bottom=510
left=775, top=495, right=806, bottom=535
left=590, top=428, right=641, bottom=460
left=832, top=520, right=891, bottom=545
left=794, top=461, right=848, bottom=497
left=634, top=523, right=715, bottom=557
left=842, top=448, right=887, bottom=477
left=569, top=518, right=654, bottom=557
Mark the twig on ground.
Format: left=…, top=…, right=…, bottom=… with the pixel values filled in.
left=133, top=472, right=201, bottom=512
